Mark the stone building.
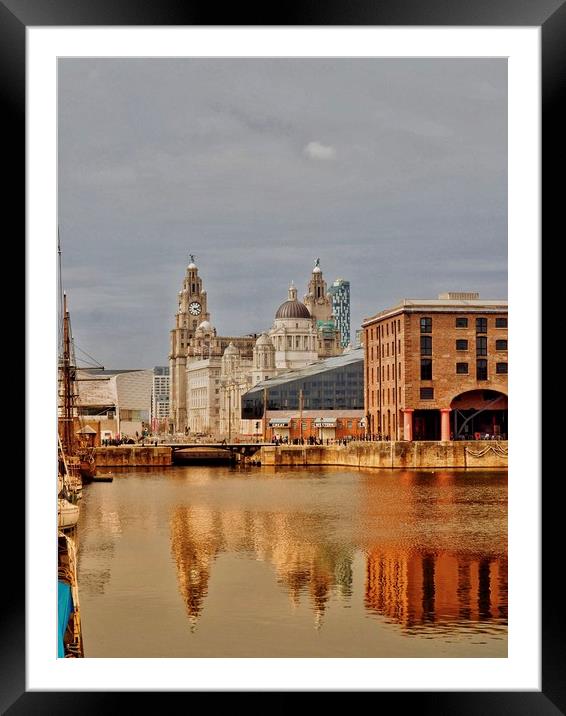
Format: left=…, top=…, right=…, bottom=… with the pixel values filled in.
left=185, top=321, right=257, bottom=436
left=169, top=256, right=257, bottom=434
left=269, top=283, right=320, bottom=370
left=303, top=259, right=343, bottom=358
left=218, top=334, right=279, bottom=439
left=170, top=255, right=346, bottom=438
left=218, top=343, right=253, bottom=439
left=362, top=292, right=508, bottom=441
left=169, top=255, right=211, bottom=431
left=304, top=257, right=333, bottom=323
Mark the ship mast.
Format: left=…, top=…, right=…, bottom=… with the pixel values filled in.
left=58, top=231, right=77, bottom=455
left=60, top=292, right=77, bottom=454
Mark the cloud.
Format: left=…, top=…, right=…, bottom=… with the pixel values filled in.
left=303, top=141, right=337, bottom=161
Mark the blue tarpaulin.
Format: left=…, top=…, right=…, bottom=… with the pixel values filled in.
left=58, top=581, right=72, bottom=658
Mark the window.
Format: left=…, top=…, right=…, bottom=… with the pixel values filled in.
left=476, top=336, right=487, bottom=356
left=455, top=317, right=468, bottom=328
left=495, top=317, right=507, bottom=328
left=420, top=359, right=432, bottom=380
left=456, top=339, right=468, bottom=351
left=456, top=362, right=469, bottom=374
left=420, top=317, right=432, bottom=333
left=496, top=339, right=508, bottom=351
left=496, top=362, right=508, bottom=374
left=420, top=387, right=434, bottom=400
left=398, top=339, right=401, bottom=353
left=476, top=317, right=487, bottom=333
left=477, top=359, right=488, bottom=380
left=420, top=335, right=432, bottom=355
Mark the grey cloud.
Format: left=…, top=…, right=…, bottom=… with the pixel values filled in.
left=58, top=58, right=507, bottom=368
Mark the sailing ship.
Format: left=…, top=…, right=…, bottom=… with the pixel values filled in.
left=58, top=435, right=81, bottom=525
left=57, top=359, right=84, bottom=656
left=58, top=290, right=97, bottom=483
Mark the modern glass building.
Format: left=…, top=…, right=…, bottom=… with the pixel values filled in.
left=241, top=348, right=363, bottom=420
left=328, top=279, right=351, bottom=348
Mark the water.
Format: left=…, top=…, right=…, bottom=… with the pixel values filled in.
left=77, top=466, right=507, bottom=657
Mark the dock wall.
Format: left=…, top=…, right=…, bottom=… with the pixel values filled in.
left=259, top=441, right=507, bottom=469
left=94, top=446, right=173, bottom=467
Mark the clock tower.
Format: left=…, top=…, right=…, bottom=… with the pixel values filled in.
left=169, top=255, right=211, bottom=431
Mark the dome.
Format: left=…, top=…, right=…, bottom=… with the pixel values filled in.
left=275, top=300, right=311, bottom=320
left=313, top=266, right=322, bottom=274
left=224, top=342, right=239, bottom=356
left=196, top=320, right=213, bottom=332
left=188, top=262, right=197, bottom=270
left=255, top=333, right=275, bottom=349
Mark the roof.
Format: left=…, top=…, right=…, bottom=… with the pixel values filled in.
left=275, top=299, right=311, bottom=320
left=363, top=298, right=508, bottom=325
left=76, top=425, right=97, bottom=434
left=255, top=333, right=274, bottom=347
left=78, top=368, right=145, bottom=377
left=223, top=342, right=239, bottom=356
left=244, top=348, right=363, bottom=395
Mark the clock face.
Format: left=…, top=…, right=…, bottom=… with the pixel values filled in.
left=189, top=301, right=202, bottom=316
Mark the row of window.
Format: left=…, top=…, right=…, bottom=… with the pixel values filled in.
left=421, top=336, right=508, bottom=355
left=366, top=319, right=402, bottom=342
left=285, top=419, right=358, bottom=429
left=372, top=387, right=403, bottom=406
left=456, top=338, right=507, bottom=352
left=369, top=340, right=402, bottom=360
left=420, top=360, right=508, bottom=383
left=421, top=316, right=507, bottom=333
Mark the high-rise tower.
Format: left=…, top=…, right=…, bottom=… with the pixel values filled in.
left=328, top=278, right=351, bottom=348
left=169, top=255, right=210, bottom=431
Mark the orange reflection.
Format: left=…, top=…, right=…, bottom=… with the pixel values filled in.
left=365, top=549, right=507, bottom=631
left=170, top=505, right=353, bottom=627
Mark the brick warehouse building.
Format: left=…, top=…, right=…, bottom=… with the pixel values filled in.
left=362, top=293, right=508, bottom=441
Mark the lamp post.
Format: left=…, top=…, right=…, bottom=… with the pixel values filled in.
left=263, top=387, right=267, bottom=442
left=228, top=390, right=231, bottom=442
left=299, top=388, right=304, bottom=442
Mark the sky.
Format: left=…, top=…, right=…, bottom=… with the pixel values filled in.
left=58, top=58, right=507, bottom=369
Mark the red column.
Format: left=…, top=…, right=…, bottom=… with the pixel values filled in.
left=440, top=408, right=452, bottom=442
left=403, top=409, right=414, bottom=441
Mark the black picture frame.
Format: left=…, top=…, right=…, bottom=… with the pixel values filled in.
left=9, top=0, right=557, bottom=709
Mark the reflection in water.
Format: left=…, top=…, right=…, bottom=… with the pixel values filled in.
left=77, top=466, right=507, bottom=656
left=168, top=468, right=507, bottom=637
left=365, top=550, right=507, bottom=633
left=170, top=506, right=355, bottom=629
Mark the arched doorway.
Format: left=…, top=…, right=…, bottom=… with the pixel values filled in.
left=450, top=390, right=507, bottom=440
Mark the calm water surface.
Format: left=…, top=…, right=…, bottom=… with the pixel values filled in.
left=77, top=466, right=507, bottom=657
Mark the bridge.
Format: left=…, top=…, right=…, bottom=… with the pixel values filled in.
left=160, top=442, right=273, bottom=463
